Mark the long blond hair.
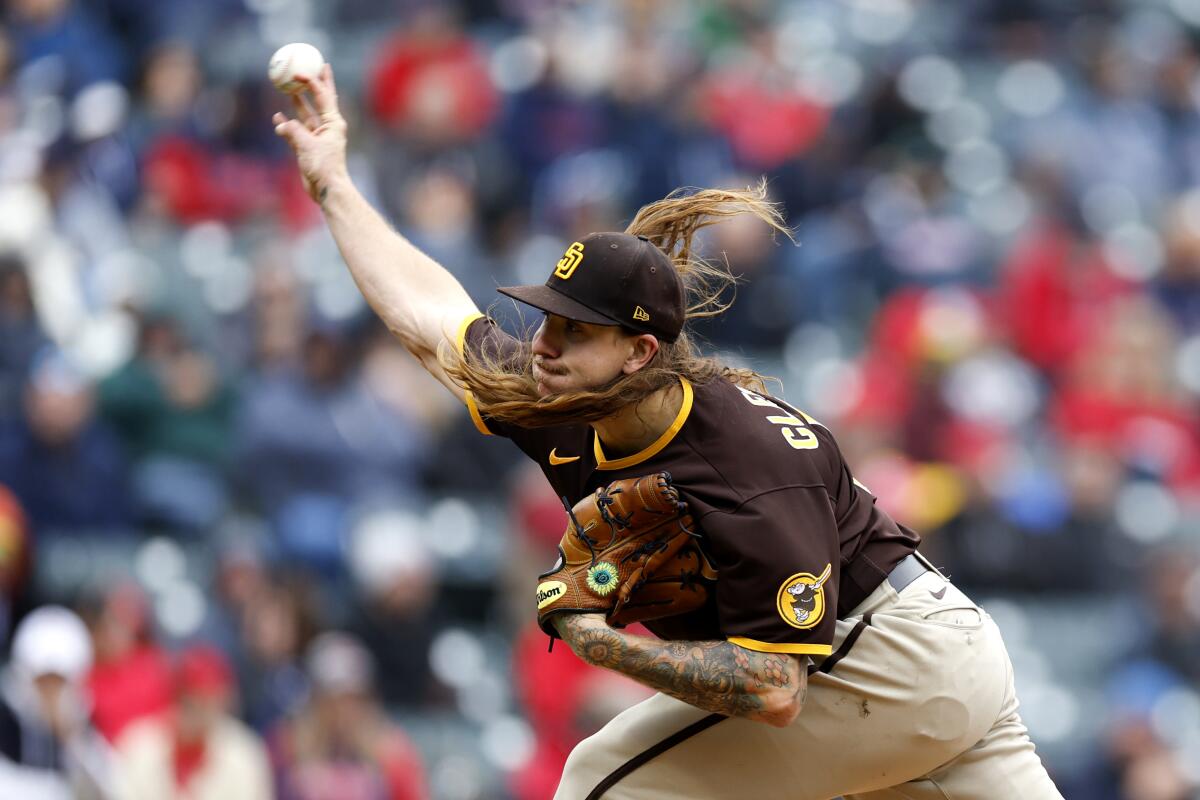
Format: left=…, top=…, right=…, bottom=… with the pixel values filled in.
left=441, top=183, right=791, bottom=429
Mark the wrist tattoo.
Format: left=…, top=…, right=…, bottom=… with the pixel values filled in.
left=576, top=624, right=627, bottom=666
left=556, top=615, right=801, bottom=721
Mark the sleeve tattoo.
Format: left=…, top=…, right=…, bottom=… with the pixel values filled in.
left=554, top=615, right=806, bottom=725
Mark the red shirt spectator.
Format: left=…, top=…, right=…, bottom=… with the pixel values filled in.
left=367, top=12, right=497, bottom=145
left=116, top=645, right=273, bottom=800
left=999, top=222, right=1134, bottom=374
left=84, top=585, right=173, bottom=743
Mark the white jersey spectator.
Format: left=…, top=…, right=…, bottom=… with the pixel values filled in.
left=0, top=605, right=118, bottom=799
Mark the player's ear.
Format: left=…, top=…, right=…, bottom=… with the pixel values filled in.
left=621, top=333, right=659, bottom=375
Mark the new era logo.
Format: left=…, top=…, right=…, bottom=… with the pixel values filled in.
left=633, top=306, right=650, bottom=322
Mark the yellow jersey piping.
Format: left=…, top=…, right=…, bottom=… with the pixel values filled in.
left=455, top=312, right=485, bottom=356
left=454, top=312, right=493, bottom=437
left=727, top=637, right=833, bottom=656
left=593, top=378, right=693, bottom=470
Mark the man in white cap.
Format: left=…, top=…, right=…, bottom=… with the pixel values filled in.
left=0, top=605, right=117, bottom=799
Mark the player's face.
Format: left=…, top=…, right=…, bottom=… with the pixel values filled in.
left=531, top=313, right=635, bottom=396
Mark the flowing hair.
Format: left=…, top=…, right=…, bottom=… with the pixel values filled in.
left=440, top=183, right=792, bottom=429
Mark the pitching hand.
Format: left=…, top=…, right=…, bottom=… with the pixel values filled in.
left=272, top=63, right=348, bottom=203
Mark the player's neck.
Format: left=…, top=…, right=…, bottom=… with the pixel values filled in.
left=591, top=380, right=684, bottom=458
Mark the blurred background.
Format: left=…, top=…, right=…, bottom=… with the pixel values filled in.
left=0, top=0, right=1198, bottom=797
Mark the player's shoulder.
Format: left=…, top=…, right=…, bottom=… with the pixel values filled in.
left=461, top=313, right=521, bottom=362
left=689, top=379, right=820, bottom=437
left=685, top=379, right=837, bottom=482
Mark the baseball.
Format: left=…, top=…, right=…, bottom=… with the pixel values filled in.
left=268, top=43, right=325, bottom=94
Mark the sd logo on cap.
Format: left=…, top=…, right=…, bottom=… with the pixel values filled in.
left=499, top=232, right=685, bottom=342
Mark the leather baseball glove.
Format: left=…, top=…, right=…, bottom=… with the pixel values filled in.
left=536, top=472, right=717, bottom=638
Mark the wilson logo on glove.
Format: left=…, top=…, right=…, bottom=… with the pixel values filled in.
left=535, top=472, right=717, bottom=640
left=536, top=581, right=567, bottom=609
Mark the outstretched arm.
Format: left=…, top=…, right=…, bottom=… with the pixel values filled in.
left=554, top=614, right=806, bottom=728
left=272, top=66, right=479, bottom=400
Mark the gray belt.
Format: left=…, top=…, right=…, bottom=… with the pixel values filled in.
left=812, top=553, right=943, bottom=679
left=885, top=552, right=937, bottom=594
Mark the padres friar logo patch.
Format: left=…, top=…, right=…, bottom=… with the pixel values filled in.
left=554, top=242, right=585, bottom=279
left=777, top=563, right=833, bottom=629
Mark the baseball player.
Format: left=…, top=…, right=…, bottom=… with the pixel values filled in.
left=274, top=67, right=1064, bottom=799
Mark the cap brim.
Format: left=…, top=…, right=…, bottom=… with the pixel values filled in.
left=497, top=284, right=619, bottom=326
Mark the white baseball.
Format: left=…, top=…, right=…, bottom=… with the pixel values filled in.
left=268, top=43, right=325, bottom=95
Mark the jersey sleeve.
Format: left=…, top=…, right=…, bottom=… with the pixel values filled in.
left=455, top=314, right=574, bottom=468
left=697, top=486, right=843, bottom=657
left=455, top=312, right=520, bottom=439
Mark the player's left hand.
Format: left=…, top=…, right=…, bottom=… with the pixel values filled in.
left=535, top=473, right=713, bottom=639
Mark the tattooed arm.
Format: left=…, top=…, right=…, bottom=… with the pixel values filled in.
left=554, top=614, right=806, bottom=728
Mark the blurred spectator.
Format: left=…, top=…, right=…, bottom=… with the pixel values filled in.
left=235, top=319, right=429, bottom=569
left=236, top=575, right=314, bottom=732
left=139, top=128, right=299, bottom=225
left=0, top=254, right=49, bottom=417
left=1000, top=221, right=1132, bottom=376
left=1138, top=548, right=1200, bottom=687
left=246, top=258, right=306, bottom=372
left=271, top=632, right=427, bottom=800
left=345, top=510, right=445, bottom=709
left=501, top=71, right=610, bottom=195
left=82, top=584, right=172, bottom=744
left=1070, top=717, right=1196, bottom=800
left=367, top=7, right=498, bottom=148
left=191, top=538, right=270, bottom=671
left=101, top=0, right=247, bottom=55
left=127, top=42, right=204, bottom=151
left=0, top=486, right=31, bottom=645
left=0, top=351, right=131, bottom=532
left=1050, top=297, right=1200, bottom=491
left=98, top=315, right=234, bottom=531
left=1157, top=194, right=1200, bottom=332
left=1064, top=661, right=1199, bottom=800
left=393, top=166, right=496, bottom=305
left=0, top=605, right=116, bottom=799
left=700, top=22, right=829, bottom=171
left=114, top=645, right=271, bottom=800
left=5, top=0, right=125, bottom=94
left=691, top=196, right=801, bottom=348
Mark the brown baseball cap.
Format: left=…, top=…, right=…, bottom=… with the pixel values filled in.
left=498, top=232, right=685, bottom=342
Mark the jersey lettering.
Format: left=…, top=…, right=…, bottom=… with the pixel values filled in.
left=737, top=387, right=820, bottom=451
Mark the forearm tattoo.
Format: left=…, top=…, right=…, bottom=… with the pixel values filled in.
left=556, top=615, right=804, bottom=723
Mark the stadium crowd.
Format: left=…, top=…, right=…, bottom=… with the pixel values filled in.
left=1, top=0, right=1199, bottom=797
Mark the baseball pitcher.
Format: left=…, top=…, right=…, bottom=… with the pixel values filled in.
left=273, top=66, right=1064, bottom=799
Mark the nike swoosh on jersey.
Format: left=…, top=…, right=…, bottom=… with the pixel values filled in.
left=930, top=586, right=947, bottom=600
left=548, top=448, right=581, bottom=466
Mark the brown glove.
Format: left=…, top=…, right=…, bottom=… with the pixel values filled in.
left=535, top=472, right=717, bottom=638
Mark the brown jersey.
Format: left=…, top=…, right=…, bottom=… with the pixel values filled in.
left=457, top=314, right=919, bottom=657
